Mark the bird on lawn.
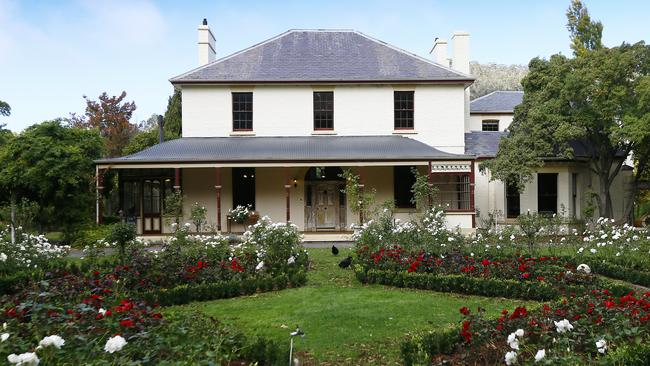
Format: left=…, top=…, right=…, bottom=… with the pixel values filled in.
left=339, top=256, right=352, bottom=269
left=331, top=245, right=339, bottom=256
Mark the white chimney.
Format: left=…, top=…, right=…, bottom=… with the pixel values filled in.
left=451, top=31, right=471, bottom=131
left=430, top=38, right=449, bottom=67
left=451, top=31, right=470, bottom=74
left=198, top=18, right=216, bottom=66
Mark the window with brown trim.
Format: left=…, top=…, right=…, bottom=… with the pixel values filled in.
left=313, top=91, right=334, bottom=130
left=394, top=91, right=414, bottom=129
left=232, top=92, right=253, bottom=131
left=482, top=119, right=499, bottom=131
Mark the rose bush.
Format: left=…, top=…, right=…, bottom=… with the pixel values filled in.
left=402, top=290, right=650, bottom=365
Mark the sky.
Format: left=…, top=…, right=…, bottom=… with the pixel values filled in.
left=1, top=0, right=649, bottom=132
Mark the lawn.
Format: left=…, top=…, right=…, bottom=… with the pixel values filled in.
left=169, top=248, right=532, bottom=365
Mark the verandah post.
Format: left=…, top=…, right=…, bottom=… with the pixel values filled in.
left=174, top=168, right=181, bottom=191
left=215, top=167, right=222, bottom=232
left=358, top=167, right=365, bottom=224
left=97, top=168, right=105, bottom=225
left=284, top=167, right=291, bottom=222
left=427, top=161, right=433, bottom=207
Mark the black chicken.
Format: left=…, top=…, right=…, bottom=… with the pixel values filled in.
left=338, top=256, right=352, bottom=269
left=331, top=245, right=339, bottom=256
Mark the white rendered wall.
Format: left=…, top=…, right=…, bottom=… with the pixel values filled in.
left=181, top=84, right=467, bottom=154
left=468, top=113, right=514, bottom=132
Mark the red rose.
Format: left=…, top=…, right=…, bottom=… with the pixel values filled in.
left=501, top=309, right=509, bottom=315
left=460, top=307, right=471, bottom=316
left=522, top=273, right=530, bottom=279
left=120, top=319, right=135, bottom=327
left=481, top=259, right=490, bottom=266
left=152, top=313, right=163, bottom=319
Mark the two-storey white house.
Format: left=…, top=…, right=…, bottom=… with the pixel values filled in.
left=96, top=20, right=632, bottom=236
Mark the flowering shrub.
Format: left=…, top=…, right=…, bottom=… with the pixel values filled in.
left=402, top=290, right=650, bottom=365
left=0, top=272, right=285, bottom=364
left=0, top=226, right=69, bottom=274
left=229, top=204, right=252, bottom=223
left=353, top=207, right=464, bottom=256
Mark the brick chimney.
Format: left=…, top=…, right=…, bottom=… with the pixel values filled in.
left=198, top=18, right=215, bottom=66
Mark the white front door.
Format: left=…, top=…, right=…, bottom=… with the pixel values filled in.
left=314, top=183, right=337, bottom=229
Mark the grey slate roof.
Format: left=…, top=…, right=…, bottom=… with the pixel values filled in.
left=98, top=136, right=470, bottom=164
left=464, top=131, right=507, bottom=158
left=470, top=91, right=524, bottom=114
left=464, top=131, right=627, bottom=159
left=170, top=30, right=473, bottom=84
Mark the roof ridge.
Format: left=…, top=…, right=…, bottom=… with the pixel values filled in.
left=350, top=30, right=473, bottom=79
left=470, top=91, right=497, bottom=103
left=171, top=29, right=474, bottom=83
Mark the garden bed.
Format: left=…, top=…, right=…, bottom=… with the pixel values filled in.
left=0, top=217, right=308, bottom=364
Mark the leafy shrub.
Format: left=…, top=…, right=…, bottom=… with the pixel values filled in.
left=401, top=328, right=459, bottom=366
left=106, top=222, right=136, bottom=263
left=69, top=224, right=113, bottom=249
left=190, top=202, right=207, bottom=232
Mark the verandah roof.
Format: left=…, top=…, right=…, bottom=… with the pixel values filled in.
left=96, top=135, right=471, bottom=166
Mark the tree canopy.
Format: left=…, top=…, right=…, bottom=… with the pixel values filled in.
left=123, top=89, right=182, bottom=155
left=69, top=91, right=137, bottom=158
left=0, top=100, right=10, bottom=117
left=481, top=0, right=650, bottom=220
left=0, top=120, right=104, bottom=234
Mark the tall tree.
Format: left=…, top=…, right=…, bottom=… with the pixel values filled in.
left=470, top=62, right=528, bottom=99
left=123, top=90, right=182, bottom=155
left=482, top=1, right=650, bottom=220
left=69, top=91, right=137, bottom=157
left=0, top=100, right=10, bottom=117
left=566, top=0, right=603, bottom=56
left=0, top=120, right=104, bottom=237
left=0, top=100, right=12, bottom=145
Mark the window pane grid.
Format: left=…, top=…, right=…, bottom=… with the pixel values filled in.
left=394, top=91, right=414, bottom=129
left=232, top=92, right=253, bottom=131
left=431, top=175, right=471, bottom=211
left=313, top=92, right=333, bottom=130
left=482, top=120, right=499, bottom=131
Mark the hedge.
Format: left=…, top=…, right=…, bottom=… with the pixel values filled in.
left=401, top=327, right=460, bottom=366
left=355, top=267, right=633, bottom=301
left=140, top=270, right=308, bottom=306
left=356, top=268, right=560, bottom=301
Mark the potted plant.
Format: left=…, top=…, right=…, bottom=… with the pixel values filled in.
left=229, top=205, right=252, bottom=224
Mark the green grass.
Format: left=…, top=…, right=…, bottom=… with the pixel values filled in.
left=168, top=248, right=532, bottom=365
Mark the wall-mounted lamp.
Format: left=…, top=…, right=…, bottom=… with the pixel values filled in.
left=293, top=178, right=298, bottom=188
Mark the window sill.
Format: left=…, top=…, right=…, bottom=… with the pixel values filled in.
left=393, top=129, right=417, bottom=135
left=230, top=131, right=256, bottom=136
left=311, top=130, right=337, bottom=135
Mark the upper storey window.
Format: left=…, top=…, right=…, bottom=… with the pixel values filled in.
left=232, top=92, right=253, bottom=131
left=313, top=92, right=334, bottom=130
left=394, top=91, right=414, bottom=129
left=482, top=119, right=499, bottom=131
